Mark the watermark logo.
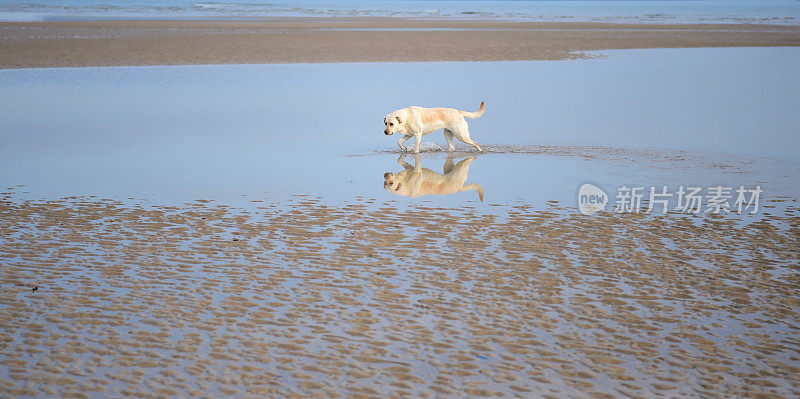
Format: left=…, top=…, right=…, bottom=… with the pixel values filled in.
left=578, top=183, right=608, bottom=215
left=614, top=185, right=762, bottom=214
left=578, top=184, right=763, bottom=215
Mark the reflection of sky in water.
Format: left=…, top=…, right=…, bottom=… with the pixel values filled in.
left=2, top=48, right=800, bottom=397
left=1, top=47, right=798, bottom=208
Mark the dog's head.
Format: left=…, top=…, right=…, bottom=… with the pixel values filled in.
left=383, top=171, right=410, bottom=196
left=383, top=172, right=401, bottom=190
left=383, top=111, right=405, bottom=135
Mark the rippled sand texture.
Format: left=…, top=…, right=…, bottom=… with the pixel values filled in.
left=1, top=193, right=799, bottom=397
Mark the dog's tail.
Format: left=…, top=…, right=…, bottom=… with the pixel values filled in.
left=460, top=184, right=484, bottom=202
left=460, top=101, right=485, bottom=119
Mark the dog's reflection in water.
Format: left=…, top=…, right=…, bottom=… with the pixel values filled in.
left=383, top=154, right=484, bottom=201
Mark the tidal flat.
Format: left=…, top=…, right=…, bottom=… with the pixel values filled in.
left=1, top=48, right=799, bottom=396
left=1, top=192, right=799, bottom=397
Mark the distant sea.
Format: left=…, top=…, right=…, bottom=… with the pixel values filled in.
left=1, top=0, right=799, bottom=24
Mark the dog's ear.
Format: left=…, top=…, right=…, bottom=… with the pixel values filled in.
left=396, top=116, right=402, bottom=124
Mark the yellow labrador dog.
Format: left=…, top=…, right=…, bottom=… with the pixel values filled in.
left=383, top=154, right=484, bottom=201
left=383, top=101, right=485, bottom=153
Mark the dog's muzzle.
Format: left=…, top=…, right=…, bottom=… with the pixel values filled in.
left=384, top=130, right=392, bottom=135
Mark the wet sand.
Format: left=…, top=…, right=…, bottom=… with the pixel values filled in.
left=1, top=190, right=799, bottom=397
left=2, top=19, right=800, bottom=68
left=1, top=36, right=799, bottom=396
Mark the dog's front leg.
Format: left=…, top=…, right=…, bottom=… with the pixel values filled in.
left=397, top=154, right=414, bottom=170
left=412, top=134, right=422, bottom=154
left=398, top=134, right=411, bottom=152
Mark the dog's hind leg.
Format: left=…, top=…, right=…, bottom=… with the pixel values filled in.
left=443, top=129, right=456, bottom=151
left=443, top=155, right=455, bottom=175
left=464, top=139, right=482, bottom=152
left=453, top=124, right=482, bottom=152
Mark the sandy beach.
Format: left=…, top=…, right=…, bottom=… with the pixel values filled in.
left=1, top=5, right=800, bottom=397
left=1, top=192, right=799, bottom=397
left=0, top=48, right=800, bottom=398
left=2, top=19, right=800, bottom=68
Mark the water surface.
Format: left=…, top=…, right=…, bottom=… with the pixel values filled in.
left=1, top=48, right=799, bottom=397
left=1, top=47, right=798, bottom=207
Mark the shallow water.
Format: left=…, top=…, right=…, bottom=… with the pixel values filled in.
left=1, top=48, right=798, bottom=207
left=1, top=48, right=800, bottom=397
